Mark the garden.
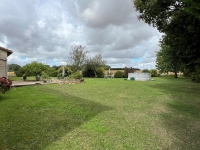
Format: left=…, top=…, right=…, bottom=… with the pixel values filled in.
left=0, top=76, right=200, bottom=150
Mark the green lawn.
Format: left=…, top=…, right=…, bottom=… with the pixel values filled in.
left=1, top=77, right=200, bottom=150
left=8, top=76, right=37, bottom=81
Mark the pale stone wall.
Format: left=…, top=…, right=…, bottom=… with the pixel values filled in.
left=105, top=69, right=142, bottom=75
left=0, top=50, right=7, bottom=77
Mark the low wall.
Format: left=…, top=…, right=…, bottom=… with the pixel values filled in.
left=8, top=72, right=16, bottom=76
left=128, top=73, right=151, bottom=81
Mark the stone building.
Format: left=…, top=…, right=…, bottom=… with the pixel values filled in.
left=0, top=46, right=13, bottom=78
left=105, top=68, right=141, bottom=75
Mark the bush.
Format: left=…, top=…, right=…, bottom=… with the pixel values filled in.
left=41, top=72, right=50, bottom=82
left=82, top=68, right=95, bottom=77
left=46, top=68, right=58, bottom=77
left=142, top=69, right=150, bottom=73
left=150, top=69, right=158, bottom=77
left=0, top=77, right=12, bottom=94
left=123, top=67, right=135, bottom=78
left=96, top=67, right=105, bottom=78
left=70, top=72, right=83, bottom=79
left=188, top=72, right=200, bottom=82
left=57, top=66, right=72, bottom=77
left=114, top=71, right=124, bottom=78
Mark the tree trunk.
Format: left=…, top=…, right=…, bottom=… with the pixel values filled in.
left=174, top=71, right=178, bottom=78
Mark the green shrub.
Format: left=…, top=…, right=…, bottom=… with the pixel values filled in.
left=41, top=72, right=50, bottom=82
left=46, top=68, right=58, bottom=77
left=96, top=67, right=105, bottom=78
left=189, top=72, right=200, bottom=82
left=123, top=67, right=135, bottom=78
left=70, top=72, right=83, bottom=79
left=57, top=66, right=72, bottom=77
left=114, top=71, right=124, bottom=78
left=142, top=69, right=150, bottom=73
left=150, top=69, right=158, bottom=77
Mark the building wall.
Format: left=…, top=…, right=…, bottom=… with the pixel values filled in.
left=105, top=69, right=142, bottom=75
left=0, top=50, right=7, bottom=77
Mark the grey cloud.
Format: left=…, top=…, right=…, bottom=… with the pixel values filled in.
left=3, top=0, right=162, bottom=69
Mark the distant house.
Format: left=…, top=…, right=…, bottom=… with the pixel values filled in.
left=105, top=68, right=141, bottom=75
left=0, top=46, right=13, bottom=78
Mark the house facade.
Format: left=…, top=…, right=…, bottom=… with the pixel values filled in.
left=105, top=68, right=141, bottom=75
left=0, top=46, right=13, bottom=78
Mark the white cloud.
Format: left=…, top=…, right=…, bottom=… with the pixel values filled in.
left=1, top=0, right=162, bottom=69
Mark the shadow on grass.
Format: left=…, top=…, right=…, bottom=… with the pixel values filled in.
left=0, top=86, right=112, bottom=150
left=149, top=78, right=200, bottom=149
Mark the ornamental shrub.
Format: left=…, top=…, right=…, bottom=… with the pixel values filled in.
left=114, top=71, right=124, bottom=78
left=96, top=67, right=105, bottom=78
left=150, top=69, right=158, bottom=77
left=70, top=72, right=83, bottom=79
left=142, top=69, right=150, bottom=73
left=41, top=72, right=50, bottom=82
left=0, top=77, right=12, bottom=94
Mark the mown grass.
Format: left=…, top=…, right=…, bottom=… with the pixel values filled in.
left=8, top=76, right=37, bottom=81
left=1, top=76, right=200, bottom=150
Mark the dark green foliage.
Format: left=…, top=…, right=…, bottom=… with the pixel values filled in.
left=134, top=0, right=200, bottom=80
left=123, top=67, right=135, bottom=78
left=8, top=64, right=22, bottom=77
left=82, top=54, right=106, bottom=77
left=46, top=68, right=58, bottom=77
left=188, top=71, right=200, bottom=82
left=142, top=69, right=150, bottom=73
left=96, top=67, right=105, bottom=78
left=8, top=64, right=21, bottom=72
left=51, top=65, right=61, bottom=70
left=41, top=72, right=50, bottom=82
left=156, top=42, right=181, bottom=78
left=82, top=68, right=95, bottom=77
left=15, top=67, right=25, bottom=77
left=17, top=61, right=48, bottom=76
left=70, top=72, right=83, bottom=79
left=114, top=71, right=124, bottom=78
left=57, top=66, right=72, bottom=77
left=150, top=69, right=158, bottom=77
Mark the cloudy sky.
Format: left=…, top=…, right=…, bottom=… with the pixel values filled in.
left=0, top=0, right=162, bottom=69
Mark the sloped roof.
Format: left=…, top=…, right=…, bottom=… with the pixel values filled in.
left=0, top=46, right=13, bottom=56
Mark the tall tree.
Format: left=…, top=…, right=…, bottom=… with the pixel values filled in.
left=156, top=40, right=181, bottom=78
left=134, top=0, right=200, bottom=78
left=82, top=54, right=106, bottom=77
left=17, top=61, right=49, bottom=76
left=68, top=45, right=87, bottom=72
left=8, top=64, right=21, bottom=72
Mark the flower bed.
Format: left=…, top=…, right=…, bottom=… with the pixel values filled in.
left=0, top=77, right=12, bottom=94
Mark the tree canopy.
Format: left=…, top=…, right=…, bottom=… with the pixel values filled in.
left=17, top=61, right=49, bottom=76
left=68, top=45, right=88, bottom=72
left=134, top=0, right=200, bottom=80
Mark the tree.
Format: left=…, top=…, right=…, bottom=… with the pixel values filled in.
left=82, top=54, right=106, bottom=77
left=156, top=39, right=181, bottom=78
left=68, top=45, right=87, bottom=72
left=123, top=67, right=135, bottom=78
left=114, top=71, right=124, bottom=78
left=133, top=0, right=200, bottom=78
left=150, top=69, right=158, bottom=77
left=8, top=64, right=21, bottom=72
left=17, top=61, right=49, bottom=76
left=182, top=0, right=200, bottom=19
